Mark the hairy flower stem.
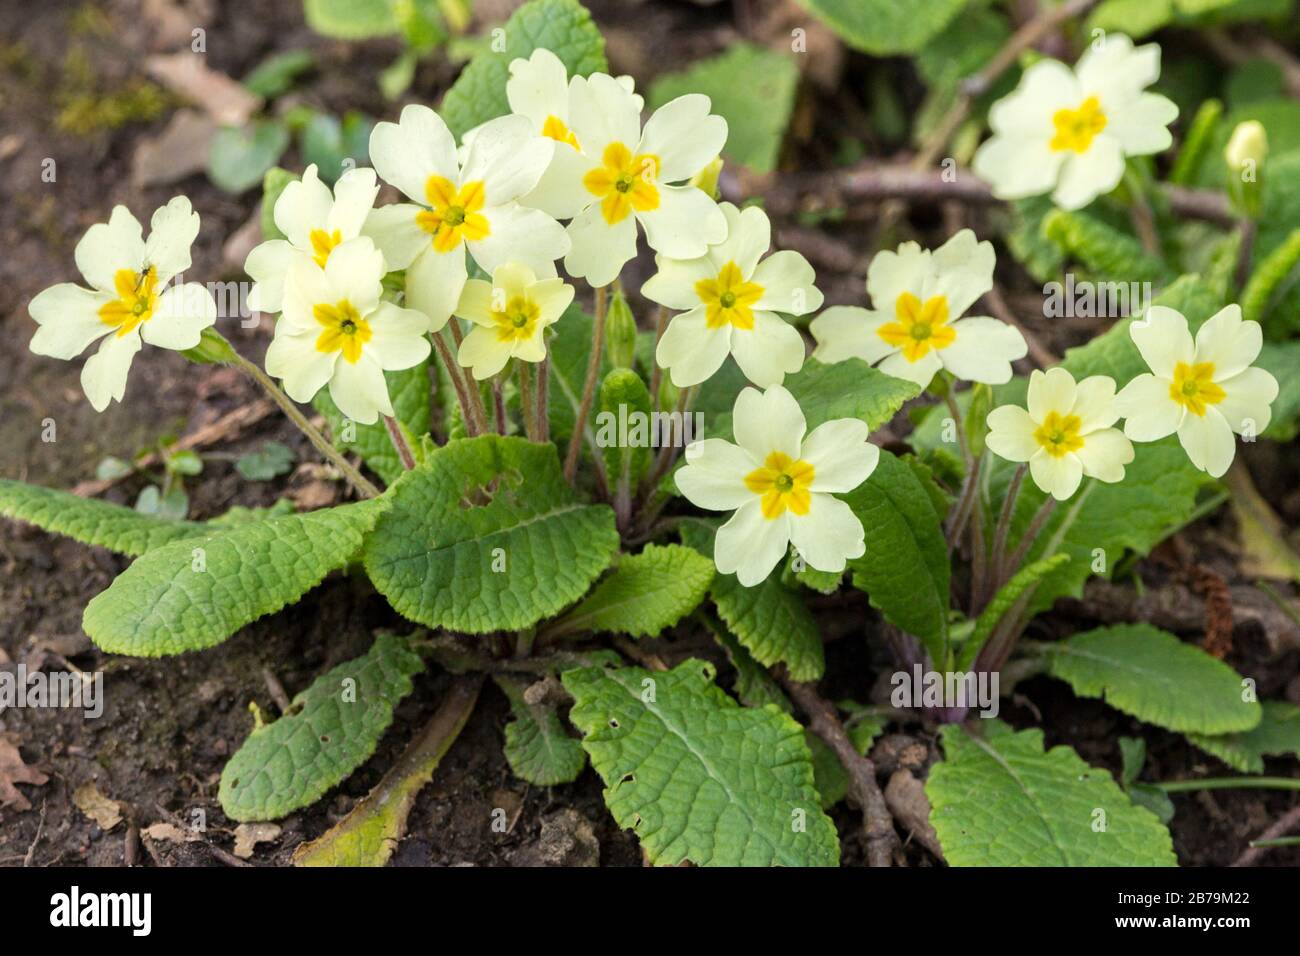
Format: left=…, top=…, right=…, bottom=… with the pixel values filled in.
left=968, top=454, right=990, bottom=613
left=535, top=353, right=551, bottom=444
left=635, top=384, right=695, bottom=512
left=565, top=284, right=608, bottom=483
left=517, top=360, right=537, bottom=440
left=1154, top=777, right=1300, bottom=793
left=225, top=342, right=380, bottom=499
left=432, top=330, right=486, bottom=437
left=1002, top=494, right=1059, bottom=583
left=989, top=463, right=1028, bottom=588
left=383, top=415, right=417, bottom=471
left=648, top=304, right=668, bottom=401
left=491, top=375, right=507, bottom=434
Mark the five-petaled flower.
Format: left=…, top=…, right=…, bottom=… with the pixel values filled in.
left=364, top=106, right=568, bottom=330
left=972, top=34, right=1178, bottom=210
left=986, top=367, right=1135, bottom=501
left=1113, top=305, right=1278, bottom=477
left=810, top=230, right=1026, bottom=388
left=244, top=164, right=380, bottom=314
left=643, top=203, right=821, bottom=388
left=265, top=237, right=431, bottom=425
left=509, top=66, right=728, bottom=287
left=454, top=262, right=575, bottom=380
left=675, top=385, right=878, bottom=586
left=28, top=197, right=217, bottom=411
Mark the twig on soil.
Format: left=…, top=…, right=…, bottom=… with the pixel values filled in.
left=261, top=667, right=293, bottom=715
left=779, top=674, right=899, bottom=867
left=1232, top=803, right=1300, bottom=867
left=23, top=798, right=46, bottom=867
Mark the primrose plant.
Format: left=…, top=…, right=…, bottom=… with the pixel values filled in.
left=3, top=0, right=1294, bottom=867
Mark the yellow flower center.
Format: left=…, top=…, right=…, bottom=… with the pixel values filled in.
left=582, top=142, right=660, bottom=225
left=416, top=176, right=490, bottom=253
left=309, top=228, right=343, bottom=267
left=695, top=261, right=764, bottom=330
left=1050, top=96, right=1108, bottom=153
left=744, top=451, right=815, bottom=520
left=98, top=267, right=159, bottom=338
left=1033, top=410, right=1085, bottom=459
left=313, top=299, right=372, bottom=364
left=541, top=114, right=579, bottom=149
left=877, top=292, right=955, bottom=362
left=492, top=294, right=542, bottom=343
left=1169, top=361, right=1226, bottom=417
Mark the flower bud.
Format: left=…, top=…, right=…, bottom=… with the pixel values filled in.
left=689, top=156, right=724, bottom=200
left=604, top=290, right=638, bottom=370
left=1225, top=120, right=1268, bottom=173
left=181, top=327, right=236, bottom=365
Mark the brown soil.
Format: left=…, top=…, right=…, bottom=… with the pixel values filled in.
left=0, top=0, right=1296, bottom=868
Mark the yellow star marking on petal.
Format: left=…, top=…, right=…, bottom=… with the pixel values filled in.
left=491, top=294, right=542, bottom=343
left=415, top=176, right=491, bottom=253
left=1169, top=361, right=1226, bottom=417
left=695, top=261, right=764, bottom=330
left=541, top=114, right=580, bottom=149
left=98, top=267, right=160, bottom=338
left=1033, top=410, right=1085, bottom=459
left=309, top=228, right=343, bottom=267
left=876, top=291, right=955, bottom=362
left=1050, top=95, right=1108, bottom=153
left=313, top=299, right=372, bottom=364
left=744, top=451, right=815, bottom=519
left=582, top=142, right=660, bottom=225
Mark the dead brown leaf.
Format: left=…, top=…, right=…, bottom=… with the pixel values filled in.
left=233, top=822, right=281, bottom=859
left=0, top=734, right=48, bottom=811
left=144, top=53, right=261, bottom=125
left=132, top=108, right=217, bottom=187
left=73, top=781, right=123, bottom=830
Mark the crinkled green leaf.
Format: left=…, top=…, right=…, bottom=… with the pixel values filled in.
left=1043, top=209, right=1174, bottom=286
left=1046, top=624, right=1260, bottom=734
left=496, top=676, right=586, bottom=786
left=1187, top=700, right=1300, bottom=773
left=0, top=478, right=206, bottom=556
left=843, top=450, right=950, bottom=664
left=315, top=360, right=431, bottom=485
left=219, top=634, right=424, bottom=821
left=548, top=544, right=714, bottom=639
left=363, top=436, right=618, bottom=633
left=1257, top=340, right=1300, bottom=440
left=927, top=721, right=1177, bottom=866
left=647, top=43, right=798, bottom=173
left=682, top=521, right=824, bottom=681
left=83, top=499, right=385, bottom=656
left=563, top=660, right=839, bottom=866
left=440, top=0, right=607, bottom=139
left=795, top=0, right=967, bottom=55
left=208, top=121, right=290, bottom=194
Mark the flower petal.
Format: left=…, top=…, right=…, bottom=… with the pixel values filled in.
left=461, top=113, right=554, bottom=205
left=368, top=104, right=459, bottom=204
left=972, top=134, right=1066, bottom=201
left=986, top=404, right=1039, bottom=463
left=866, top=241, right=930, bottom=310
left=809, top=306, right=894, bottom=365
left=801, top=419, right=877, bottom=493
left=1030, top=450, right=1084, bottom=500
left=878, top=348, right=942, bottom=388
left=938, top=317, right=1026, bottom=385
left=637, top=184, right=726, bottom=260
left=636, top=93, right=728, bottom=183
left=676, top=438, right=759, bottom=511
left=706, top=203, right=769, bottom=278
left=988, top=59, right=1080, bottom=137
left=328, top=352, right=393, bottom=424
left=81, top=330, right=142, bottom=412
left=457, top=325, right=512, bottom=381
left=1177, top=405, right=1236, bottom=477
left=145, top=196, right=200, bottom=283
left=1070, top=374, right=1119, bottom=433
left=322, top=237, right=385, bottom=315
left=1106, top=92, right=1177, bottom=155
left=641, top=253, right=715, bottom=311
left=789, top=494, right=866, bottom=573
left=506, top=48, right=571, bottom=130
left=28, top=283, right=113, bottom=359
left=245, top=239, right=299, bottom=314
left=471, top=203, right=569, bottom=275
left=274, top=165, right=333, bottom=249
left=1193, top=304, right=1261, bottom=379
left=327, top=166, right=380, bottom=239
left=265, top=328, right=336, bottom=404
left=1076, top=34, right=1161, bottom=112
left=564, top=203, right=638, bottom=288
left=1216, top=366, right=1279, bottom=437
left=142, top=282, right=217, bottom=350
left=1028, top=367, right=1077, bottom=420
left=714, top=500, right=791, bottom=587
left=406, top=244, right=467, bottom=332
left=732, top=384, right=805, bottom=460
left=655, top=306, right=730, bottom=387
left=751, top=250, right=822, bottom=315
left=567, top=72, right=642, bottom=159
left=1075, top=427, right=1133, bottom=483
left=729, top=311, right=805, bottom=387
left=1115, top=372, right=1183, bottom=441
left=925, top=229, right=995, bottom=317
left=76, top=206, right=145, bottom=293
left=1130, top=305, right=1193, bottom=377
left=366, top=301, right=433, bottom=370
left=520, top=142, right=598, bottom=220
left=1051, top=135, right=1125, bottom=210
left=362, top=203, right=430, bottom=271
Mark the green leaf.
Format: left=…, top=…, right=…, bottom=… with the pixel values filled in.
left=235, top=441, right=296, bottom=481
left=563, top=660, right=840, bottom=866
left=709, top=358, right=919, bottom=440
left=0, top=478, right=206, bottom=556
left=1257, top=340, right=1300, bottom=440
left=1187, top=701, right=1300, bottom=773
left=547, top=544, right=714, bottom=639
left=1241, top=227, right=1300, bottom=325
left=242, top=49, right=314, bottom=98
left=1046, top=624, right=1260, bottom=734
left=496, top=676, right=586, bottom=786
left=795, top=0, right=967, bottom=55
left=647, top=43, right=798, bottom=173
left=208, top=121, right=291, bottom=194
left=219, top=633, right=424, bottom=821
left=83, top=499, right=386, bottom=656
left=1042, top=208, right=1173, bottom=286
left=958, top=554, right=1070, bottom=669
left=363, top=436, right=619, bottom=633
left=314, top=360, right=431, bottom=485
left=682, top=521, right=824, bottom=681
left=440, top=0, right=607, bottom=139
left=927, top=721, right=1177, bottom=866
left=304, top=0, right=401, bottom=38
left=300, top=111, right=374, bottom=184
left=842, top=450, right=950, bottom=664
